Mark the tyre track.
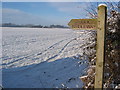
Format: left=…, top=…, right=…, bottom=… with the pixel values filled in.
left=3, top=30, right=93, bottom=69
left=2, top=31, right=88, bottom=66
left=3, top=36, right=82, bottom=72
left=45, top=38, right=77, bottom=62
left=3, top=30, right=93, bottom=70
left=2, top=38, right=69, bottom=66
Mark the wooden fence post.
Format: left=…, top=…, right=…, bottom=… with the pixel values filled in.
left=95, top=4, right=107, bottom=89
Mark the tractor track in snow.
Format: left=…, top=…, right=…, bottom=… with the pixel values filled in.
left=3, top=36, right=90, bottom=73
left=3, top=36, right=82, bottom=72
left=2, top=30, right=93, bottom=68
left=3, top=30, right=93, bottom=88
left=2, top=36, right=80, bottom=68
left=2, top=38, right=70, bottom=66
left=3, top=30, right=94, bottom=72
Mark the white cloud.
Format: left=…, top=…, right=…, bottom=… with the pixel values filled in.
left=2, top=2, right=92, bottom=26
left=2, top=8, right=58, bottom=25
left=50, top=2, right=90, bottom=19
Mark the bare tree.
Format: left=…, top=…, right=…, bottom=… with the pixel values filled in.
left=80, top=2, right=120, bottom=89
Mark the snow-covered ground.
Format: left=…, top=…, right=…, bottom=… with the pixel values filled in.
left=1, top=27, right=94, bottom=88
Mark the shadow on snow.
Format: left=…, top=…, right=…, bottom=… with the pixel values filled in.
left=3, top=57, right=88, bottom=88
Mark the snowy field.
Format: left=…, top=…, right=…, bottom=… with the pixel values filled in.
left=1, top=27, right=95, bottom=88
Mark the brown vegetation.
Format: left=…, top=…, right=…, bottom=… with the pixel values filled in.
left=80, top=2, right=120, bottom=89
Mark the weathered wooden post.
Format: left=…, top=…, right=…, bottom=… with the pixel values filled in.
left=95, top=4, right=107, bottom=89
left=68, top=4, right=107, bottom=89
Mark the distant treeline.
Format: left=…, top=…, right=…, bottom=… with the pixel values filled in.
left=1, top=23, right=68, bottom=28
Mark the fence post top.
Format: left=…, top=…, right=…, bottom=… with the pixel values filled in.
left=98, top=4, right=107, bottom=7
